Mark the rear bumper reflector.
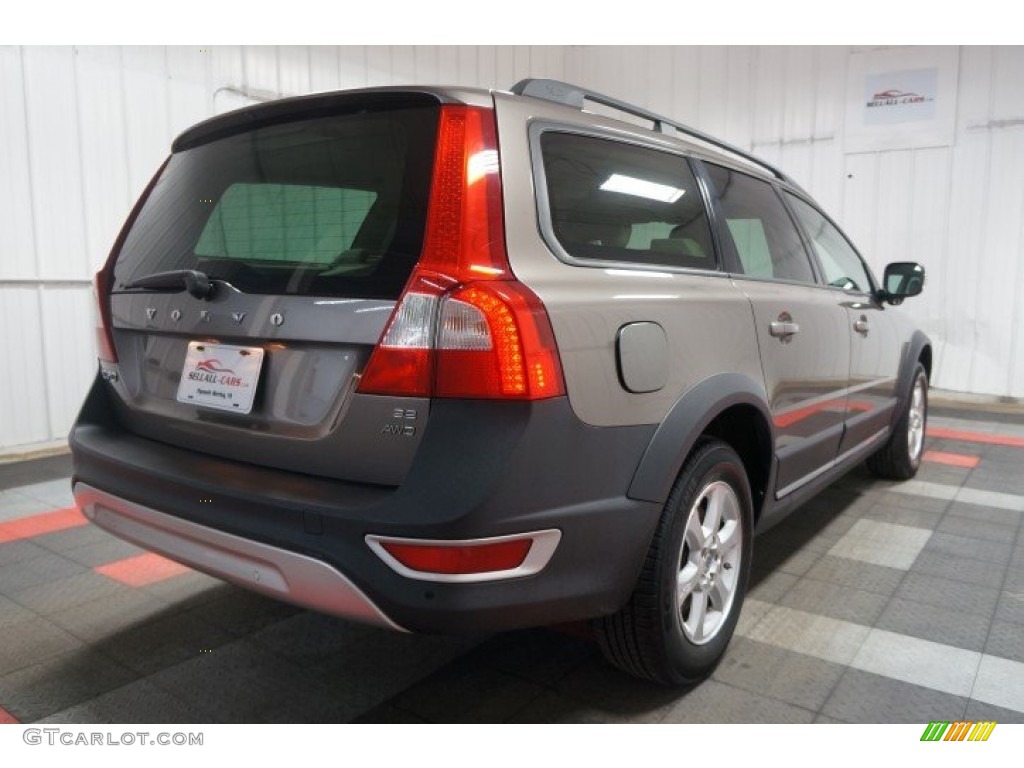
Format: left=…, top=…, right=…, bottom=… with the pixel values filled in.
left=365, top=529, right=561, bottom=583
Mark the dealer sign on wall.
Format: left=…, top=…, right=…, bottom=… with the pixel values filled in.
left=845, top=46, right=959, bottom=153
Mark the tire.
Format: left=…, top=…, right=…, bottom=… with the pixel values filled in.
left=593, top=439, right=753, bottom=685
left=867, top=363, right=928, bottom=480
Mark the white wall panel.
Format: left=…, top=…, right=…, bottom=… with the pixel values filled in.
left=391, top=46, right=416, bottom=83
left=308, top=46, right=340, bottom=93
left=3, top=44, right=1024, bottom=455
left=752, top=46, right=786, bottom=145
left=364, top=45, right=391, bottom=85
left=437, top=46, right=460, bottom=84
left=941, top=135, right=989, bottom=392
left=122, top=46, right=171, bottom=196
left=0, top=288, right=51, bottom=447
left=456, top=47, right=478, bottom=86
left=76, top=47, right=131, bottom=277
left=22, top=46, right=88, bottom=280
left=277, top=46, right=311, bottom=96
left=242, top=46, right=279, bottom=96
left=476, top=46, right=496, bottom=89
left=167, top=46, right=211, bottom=138
left=670, top=47, right=700, bottom=124
left=0, top=48, right=37, bottom=281
left=840, top=153, right=880, bottom=260
left=39, top=286, right=96, bottom=439
left=782, top=47, right=815, bottom=142
left=723, top=46, right=755, bottom=149
left=874, top=152, right=915, bottom=269
left=211, top=45, right=245, bottom=100
left=972, top=128, right=1024, bottom=394
left=698, top=47, right=728, bottom=137
left=991, top=47, right=1024, bottom=121
left=906, top=147, right=951, bottom=352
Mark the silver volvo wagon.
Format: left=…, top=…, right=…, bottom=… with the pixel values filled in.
left=70, top=79, right=929, bottom=684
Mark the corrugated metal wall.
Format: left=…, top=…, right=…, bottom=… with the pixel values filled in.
left=1, top=45, right=1022, bottom=455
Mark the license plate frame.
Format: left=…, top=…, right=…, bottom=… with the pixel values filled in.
left=176, top=341, right=265, bottom=414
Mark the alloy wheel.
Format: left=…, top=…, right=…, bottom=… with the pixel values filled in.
left=907, top=378, right=926, bottom=461
left=676, top=480, right=743, bottom=645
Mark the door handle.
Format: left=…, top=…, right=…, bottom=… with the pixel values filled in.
left=854, top=317, right=870, bottom=335
left=769, top=321, right=800, bottom=339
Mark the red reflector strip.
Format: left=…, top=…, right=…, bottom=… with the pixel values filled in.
left=928, top=426, right=1024, bottom=448
left=923, top=450, right=981, bottom=468
left=95, top=552, right=190, bottom=587
left=0, top=706, right=19, bottom=724
left=0, top=507, right=87, bottom=544
left=380, top=538, right=532, bottom=575
left=773, top=399, right=871, bottom=428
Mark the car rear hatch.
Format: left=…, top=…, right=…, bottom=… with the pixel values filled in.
left=101, top=93, right=445, bottom=485
left=96, top=87, right=566, bottom=488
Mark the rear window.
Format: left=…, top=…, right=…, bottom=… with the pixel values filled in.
left=540, top=132, right=716, bottom=271
left=195, top=184, right=377, bottom=265
left=114, top=104, right=438, bottom=299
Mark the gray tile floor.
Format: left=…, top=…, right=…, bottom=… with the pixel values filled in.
left=0, top=410, right=1022, bottom=723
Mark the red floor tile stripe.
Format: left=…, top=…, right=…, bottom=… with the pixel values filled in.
left=95, top=552, right=190, bottom=587
left=0, top=706, right=19, bottom=724
left=928, top=426, right=1024, bottom=448
left=0, top=506, right=87, bottom=544
left=923, top=450, right=981, bottom=468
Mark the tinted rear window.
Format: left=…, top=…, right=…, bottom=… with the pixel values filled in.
left=704, top=163, right=816, bottom=285
left=114, top=105, right=438, bottom=299
left=540, top=132, right=716, bottom=271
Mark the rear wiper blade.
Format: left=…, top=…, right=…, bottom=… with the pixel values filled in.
left=122, top=269, right=215, bottom=300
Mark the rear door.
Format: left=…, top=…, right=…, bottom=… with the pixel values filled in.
left=783, top=192, right=901, bottom=453
left=105, top=96, right=441, bottom=485
left=701, top=163, right=851, bottom=497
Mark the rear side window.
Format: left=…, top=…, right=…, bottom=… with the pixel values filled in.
left=113, top=105, right=438, bottom=299
left=784, top=193, right=873, bottom=293
left=704, top=164, right=817, bottom=285
left=540, top=132, right=716, bottom=271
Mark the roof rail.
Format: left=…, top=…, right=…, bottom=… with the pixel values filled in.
left=509, top=78, right=791, bottom=184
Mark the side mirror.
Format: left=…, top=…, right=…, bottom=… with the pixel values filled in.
left=882, top=262, right=925, bottom=305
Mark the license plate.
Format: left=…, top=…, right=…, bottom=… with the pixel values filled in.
left=176, top=342, right=265, bottom=414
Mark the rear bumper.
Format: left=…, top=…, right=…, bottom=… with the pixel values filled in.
left=70, top=375, right=661, bottom=633
left=75, top=482, right=404, bottom=631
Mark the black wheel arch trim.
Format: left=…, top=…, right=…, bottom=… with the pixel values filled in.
left=893, top=330, right=932, bottom=426
left=627, top=372, right=775, bottom=506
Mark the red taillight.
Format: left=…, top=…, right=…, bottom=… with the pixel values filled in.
left=357, top=105, right=565, bottom=401
left=356, top=276, right=445, bottom=398
left=379, top=538, right=532, bottom=575
left=435, top=282, right=563, bottom=399
left=93, top=270, right=118, bottom=363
